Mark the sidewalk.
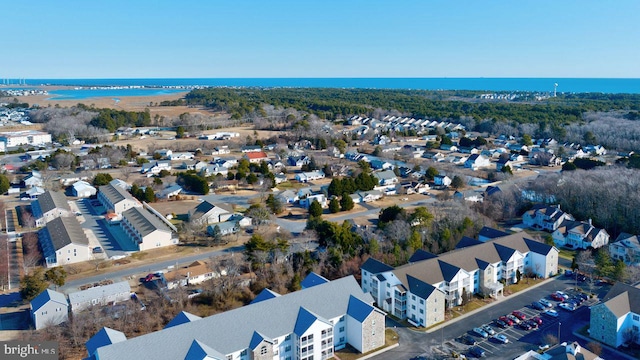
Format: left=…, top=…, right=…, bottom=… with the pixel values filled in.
left=425, top=276, right=557, bottom=333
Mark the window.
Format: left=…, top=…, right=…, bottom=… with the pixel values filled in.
left=274, top=339, right=278, bottom=345
left=339, top=316, right=345, bottom=322
left=41, top=311, right=47, bottom=315
left=227, top=356, right=232, bottom=360
left=285, top=334, right=291, bottom=341
left=285, top=345, right=291, bottom=352
left=634, top=315, right=639, bottom=321
left=411, top=295, right=416, bottom=300
left=363, top=280, right=367, bottom=285
left=339, top=327, right=345, bottom=332
left=420, top=309, right=424, bottom=314
left=411, top=305, right=416, bottom=310
left=420, top=299, right=424, bottom=304
left=241, top=350, right=247, bottom=356
left=339, top=337, right=345, bottom=343
left=387, top=283, right=390, bottom=288
left=260, top=346, right=267, bottom=355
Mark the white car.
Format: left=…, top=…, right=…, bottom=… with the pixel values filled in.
left=558, top=302, right=576, bottom=312
left=539, top=298, right=553, bottom=308
left=555, top=291, right=569, bottom=300
left=481, top=324, right=495, bottom=335
left=472, top=327, right=489, bottom=338
left=543, top=309, right=559, bottom=317
left=493, top=334, right=509, bottom=344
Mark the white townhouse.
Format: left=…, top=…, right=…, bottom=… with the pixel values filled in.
left=609, top=233, right=640, bottom=265
left=30, top=289, right=69, bottom=330
left=552, top=219, right=610, bottom=250
left=464, top=154, right=491, bottom=170
left=0, top=130, right=52, bottom=148
left=523, top=204, right=574, bottom=232
left=31, top=190, right=73, bottom=227
left=98, top=181, right=142, bottom=215
left=120, top=207, right=176, bottom=251
left=295, top=170, right=325, bottom=183
left=39, top=216, right=91, bottom=268
left=68, top=281, right=131, bottom=313
left=87, top=276, right=385, bottom=360
left=361, top=232, right=558, bottom=327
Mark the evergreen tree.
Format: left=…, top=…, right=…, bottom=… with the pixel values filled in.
left=340, top=195, right=354, bottom=211
left=451, top=175, right=464, bottom=189
left=144, top=186, right=155, bottom=202
left=329, top=198, right=340, bottom=213
left=308, top=199, right=323, bottom=218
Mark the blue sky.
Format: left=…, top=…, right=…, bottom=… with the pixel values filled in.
left=3, top=1, right=639, bottom=78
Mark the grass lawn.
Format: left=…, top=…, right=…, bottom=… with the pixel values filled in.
left=505, top=278, right=545, bottom=294
left=558, top=248, right=577, bottom=261
left=334, top=329, right=398, bottom=360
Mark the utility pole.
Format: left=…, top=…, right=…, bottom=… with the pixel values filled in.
left=558, top=322, right=561, bottom=343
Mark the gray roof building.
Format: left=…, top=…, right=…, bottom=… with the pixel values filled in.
left=122, top=207, right=171, bottom=237
left=68, top=281, right=131, bottom=313
left=91, top=276, right=382, bottom=360
left=39, top=216, right=90, bottom=267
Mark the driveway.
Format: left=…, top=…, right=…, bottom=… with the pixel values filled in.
left=76, top=199, right=128, bottom=258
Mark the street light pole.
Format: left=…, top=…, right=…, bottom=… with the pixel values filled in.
left=558, top=322, right=561, bottom=343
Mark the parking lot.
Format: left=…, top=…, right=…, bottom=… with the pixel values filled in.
left=372, top=276, right=615, bottom=360
left=432, top=288, right=597, bottom=359
left=75, top=198, right=132, bottom=258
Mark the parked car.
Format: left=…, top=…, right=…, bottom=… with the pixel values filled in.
left=525, top=319, right=539, bottom=329
left=531, top=316, right=543, bottom=325
left=518, top=321, right=533, bottom=331
left=92, top=246, right=103, bottom=253
left=449, top=351, right=466, bottom=359
left=468, top=346, right=486, bottom=358
left=539, top=344, right=550, bottom=351
left=499, top=316, right=514, bottom=326
left=543, top=309, right=559, bottom=317
left=531, top=301, right=545, bottom=310
left=472, top=327, right=489, bottom=338
left=494, top=319, right=508, bottom=328
left=550, top=293, right=565, bottom=301
left=481, top=324, right=495, bottom=335
left=558, top=302, right=576, bottom=311
left=555, top=291, right=569, bottom=300
left=538, top=299, right=551, bottom=308
left=493, top=334, right=509, bottom=344
left=512, top=310, right=527, bottom=320
left=507, top=314, right=521, bottom=324
left=564, top=270, right=574, bottom=277
left=460, top=335, right=477, bottom=345
left=576, top=292, right=589, bottom=301
left=143, top=273, right=155, bottom=282
left=577, top=274, right=587, bottom=282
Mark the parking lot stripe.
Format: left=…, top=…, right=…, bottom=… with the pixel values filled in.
left=477, top=344, right=493, bottom=354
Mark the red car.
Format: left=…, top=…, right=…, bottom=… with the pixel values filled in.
left=143, top=273, right=155, bottom=282
left=550, top=293, right=564, bottom=301
left=499, top=316, right=514, bottom=326
left=531, top=316, right=543, bottom=325
left=512, top=310, right=527, bottom=320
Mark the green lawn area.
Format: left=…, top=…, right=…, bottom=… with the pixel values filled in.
left=505, top=278, right=545, bottom=294
left=558, top=248, right=577, bottom=261
left=334, top=328, right=398, bottom=360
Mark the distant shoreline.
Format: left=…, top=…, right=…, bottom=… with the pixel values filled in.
left=2, top=78, right=639, bottom=94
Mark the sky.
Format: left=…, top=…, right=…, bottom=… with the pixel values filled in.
left=3, top=1, right=639, bottom=78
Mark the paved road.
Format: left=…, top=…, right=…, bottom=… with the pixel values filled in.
left=59, top=245, right=245, bottom=293
left=371, top=276, right=613, bottom=360
left=275, top=195, right=437, bottom=234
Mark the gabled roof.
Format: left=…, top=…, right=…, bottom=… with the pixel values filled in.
left=249, top=331, right=272, bottom=350
left=613, top=233, right=640, bottom=249
left=250, top=288, right=280, bottom=304
left=599, top=282, right=640, bottom=318
left=245, top=151, right=268, bottom=160
left=475, top=258, right=491, bottom=270
left=95, top=276, right=372, bottom=359
left=68, top=281, right=131, bottom=306
left=408, top=249, right=438, bottom=263
left=494, top=243, right=516, bottom=262
left=455, top=236, right=483, bottom=249
left=33, top=190, right=71, bottom=214
left=100, top=183, right=136, bottom=205
left=30, top=289, right=67, bottom=312
left=184, top=339, right=225, bottom=360
left=373, top=170, right=397, bottom=181
left=165, top=311, right=202, bottom=329
left=300, top=272, right=329, bottom=289
left=524, top=238, right=554, bottom=255
left=86, top=327, right=127, bottom=356
left=478, top=226, right=510, bottom=240
left=438, top=260, right=461, bottom=282
left=361, top=257, right=394, bottom=274
left=346, top=295, right=379, bottom=323
left=406, top=275, right=438, bottom=300
left=293, top=307, right=328, bottom=337
left=122, top=207, right=171, bottom=237
left=41, top=216, right=89, bottom=250
left=190, top=201, right=232, bottom=220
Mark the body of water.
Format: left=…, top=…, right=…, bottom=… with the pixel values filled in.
left=3, top=78, right=640, bottom=98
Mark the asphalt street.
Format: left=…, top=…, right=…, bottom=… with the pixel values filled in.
left=370, top=276, right=615, bottom=360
